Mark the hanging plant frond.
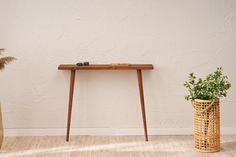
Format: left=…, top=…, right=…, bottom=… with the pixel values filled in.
left=0, top=56, right=16, bottom=70
left=0, top=48, right=16, bottom=70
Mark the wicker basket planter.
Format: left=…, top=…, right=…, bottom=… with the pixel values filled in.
left=192, top=98, right=220, bottom=152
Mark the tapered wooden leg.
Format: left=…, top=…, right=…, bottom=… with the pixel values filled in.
left=66, top=70, right=76, bottom=142
left=137, top=70, right=148, bottom=141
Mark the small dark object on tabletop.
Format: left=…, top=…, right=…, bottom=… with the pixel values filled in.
left=83, top=62, right=90, bottom=66
left=76, top=62, right=83, bottom=66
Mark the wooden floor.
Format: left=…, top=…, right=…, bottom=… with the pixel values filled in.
left=0, top=135, right=236, bottom=157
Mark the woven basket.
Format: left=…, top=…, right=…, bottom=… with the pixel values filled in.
left=192, top=99, right=220, bottom=153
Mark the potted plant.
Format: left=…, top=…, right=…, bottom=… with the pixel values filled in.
left=0, top=48, right=16, bottom=148
left=184, top=67, right=231, bottom=152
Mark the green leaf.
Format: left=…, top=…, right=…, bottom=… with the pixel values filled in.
left=183, top=67, right=231, bottom=101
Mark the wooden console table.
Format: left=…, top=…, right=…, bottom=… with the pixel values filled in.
left=58, top=64, right=154, bottom=141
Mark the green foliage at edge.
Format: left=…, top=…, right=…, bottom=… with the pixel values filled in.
left=184, top=67, right=231, bottom=101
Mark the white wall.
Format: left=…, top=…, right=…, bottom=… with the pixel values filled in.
left=0, top=0, right=236, bottom=136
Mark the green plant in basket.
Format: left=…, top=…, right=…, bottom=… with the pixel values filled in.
left=184, top=67, right=231, bottom=152
left=184, top=67, right=231, bottom=101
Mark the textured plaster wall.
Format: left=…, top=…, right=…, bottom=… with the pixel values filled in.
left=0, top=0, right=236, bottom=134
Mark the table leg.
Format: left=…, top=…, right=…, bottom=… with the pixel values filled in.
left=66, top=70, right=76, bottom=142
left=137, top=70, right=148, bottom=141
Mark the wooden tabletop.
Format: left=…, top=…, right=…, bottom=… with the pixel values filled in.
left=58, top=64, right=154, bottom=70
